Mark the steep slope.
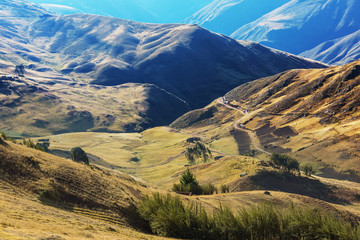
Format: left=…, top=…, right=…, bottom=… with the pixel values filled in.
left=231, top=0, right=360, bottom=56
left=300, top=29, right=360, bottom=66
left=0, top=0, right=326, bottom=136
left=26, top=14, right=326, bottom=108
left=171, top=60, right=360, bottom=174
left=184, top=0, right=289, bottom=36
left=0, top=139, right=167, bottom=239
left=0, top=66, right=189, bottom=135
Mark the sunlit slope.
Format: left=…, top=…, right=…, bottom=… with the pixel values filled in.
left=0, top=69, right=189, bottom=136
left=0, top=139, right=171, bottom=239
left=178, top=60, right=360, bottom=173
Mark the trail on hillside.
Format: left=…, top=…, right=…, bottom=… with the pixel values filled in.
left=217, top=98, right=271, bottom=155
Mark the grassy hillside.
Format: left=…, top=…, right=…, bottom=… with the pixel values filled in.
left=1, top=128, right=360, bottom=238
left=0, top=66, right=189, bottom=136
left=171, top=60, right=360, bottom=176
left=0, top=138, right=172, bottom=239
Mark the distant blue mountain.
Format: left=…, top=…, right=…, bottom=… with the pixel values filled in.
left=231, top=0, right=360, bottom=55
left=184, top=0, right=289, bottom=36
left=28, top=0, right=212, bottom=23
left=300, top=29, right=360, bottom=65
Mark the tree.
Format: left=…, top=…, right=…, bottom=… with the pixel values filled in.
left=303, top=165, right=315, bottom=177
left=70, top=147, right=89, bottom=165
left=185, top=142, right=212, bottom=165
left=173, top=168, right=202, bottom=195
left=270, top=153, right=300, bottom=174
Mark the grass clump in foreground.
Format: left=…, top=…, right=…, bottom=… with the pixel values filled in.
left=138, top=193, right=360, bottom=240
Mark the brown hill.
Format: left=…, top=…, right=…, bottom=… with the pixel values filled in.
left=0, top=67, right=189, bottom=136
left=0, top=137, right=172, bottom=239
left=172, top=60, right=360, bottom=175
left=0, top=0, right=327, bottom=137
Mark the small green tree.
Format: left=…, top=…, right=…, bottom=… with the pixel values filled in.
left=303, top=165, right=315, bottom=177
left=0, top=132, right=7, bottom=140
left=70, top=147, right=89, bottom=165
left=271, top=153, right=300, bottom=174
left=185, top=142, right=212, bottom=165
left=220, top=184, right=230, bottom=193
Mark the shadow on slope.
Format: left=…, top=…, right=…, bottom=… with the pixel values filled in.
left=0, top=141, right=151, bottom=232
left=233, top=170, right=359, bottom=205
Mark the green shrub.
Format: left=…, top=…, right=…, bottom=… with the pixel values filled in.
left=185, top=142, right=212, bottom=165
left=271, top=153, right=300, bottom=174
left=0, top=132, right=7, bottom=140
left=201, top=184, right=218, bottom=195
left=303, top=165, right=315, bottom=177
left=220, top=184, right=230, bottom=193
left=172, top=169, right=216, bottom=195
left=137, top=193, right=360, bottom=240
left=70, top=147, right=89, bottom=165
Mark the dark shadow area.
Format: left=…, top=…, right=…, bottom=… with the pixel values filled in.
left=247, top=171, right=354, bottom=204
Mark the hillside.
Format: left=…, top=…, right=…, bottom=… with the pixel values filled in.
left=0, top=138, right=170, bottom=239
left=0, top=0, right=327, bottom=136
left=184, top=0, right=288, bottom=36
left=26, top=14, right=325, bottom=108
left=231, top=0, right=360, bottom=56
left=2, top=136, right=360, bottom=238
left=171, top=60, right=360, bottom=176
left=0, top=67, right=189, bottom=135
left=301, top=29, right=360, bottom=66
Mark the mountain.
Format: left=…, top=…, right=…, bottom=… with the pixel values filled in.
left=184, top=0, right=289, bottom=36
left=28, top=0, right=213, bottom=23
left=172, top=59, right=360, bottom=174
left=0, top=0, right=327, bottom=136
left=26, top=14, right=326, bottom=108
left=300, top=29, right=360, bottom=66
left=231, top=0, right=360, bottom=55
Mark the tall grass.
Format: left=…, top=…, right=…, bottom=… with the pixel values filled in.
left=137, top=193, right=360, bottom=240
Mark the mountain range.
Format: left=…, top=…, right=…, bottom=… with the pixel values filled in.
left=184, top=0, right=360, bottom=65
left=0, top=0, right=325, bottom=135
left=27, top=0, right=360, bottom=65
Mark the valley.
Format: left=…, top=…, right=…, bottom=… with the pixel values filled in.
left=1, top=0, right=360, bottom=239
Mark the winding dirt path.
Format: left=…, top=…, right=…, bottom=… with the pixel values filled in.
left=217, top=98, right=271, bottom=155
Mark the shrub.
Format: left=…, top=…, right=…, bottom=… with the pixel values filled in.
left=172, top=169, right=216, bottom=195
left=303, top=165, right=315, bottom=177
left=0, top=132, right=7, bottom=140
left=201, top=184, right=218, bottom=195
left=70, top=147, right=89, bottom=164
left=185, top=142, right=212, bottom=165
left=220, top=184, right=230, bottom=193
left=137, top=193, right=360, bottom=240
left=271, top=153, right=300, bottom=174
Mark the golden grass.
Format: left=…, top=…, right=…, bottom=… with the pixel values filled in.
left=0, top=184, right=166, bottom=240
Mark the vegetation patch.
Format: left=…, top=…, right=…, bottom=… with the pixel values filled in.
left=172, top=169, right=217, bottom=195
left=138, top=193, right=360, bottom=240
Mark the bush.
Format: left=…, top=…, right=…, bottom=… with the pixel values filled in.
left=220, top=184, right=230, bottom=193
left=185, top=142, right=212, bottom=165
left=303, top=165, right=315, bottom=177
left=271, top=153, right=300, bottom=174
left=0, top=132, right=7, bottom=140
left=138, top=193, right=360, bottom=240
left=172, top=169, right=216, bottom=195
left=201, top=184, right=218, bottom=195
left=70, top=147, right=89, bottom=164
